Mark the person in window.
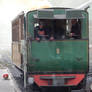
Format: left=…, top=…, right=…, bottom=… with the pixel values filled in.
left=34, top=22, right=54, bottom=41
left=34, top=22, right=46, bottom=41
left=69, top=19, right=81, bottom=39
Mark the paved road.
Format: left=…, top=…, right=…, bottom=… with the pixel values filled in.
left=0, top=68, right=15, bottom=92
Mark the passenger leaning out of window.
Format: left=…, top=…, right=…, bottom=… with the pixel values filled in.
left=35, top=22, right=54, bottom=41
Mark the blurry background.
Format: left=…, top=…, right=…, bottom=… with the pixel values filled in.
left=0, top=0, right=92, bottom=66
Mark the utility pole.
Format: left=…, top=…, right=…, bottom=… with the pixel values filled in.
left=22, top=40, right=27, bottom=91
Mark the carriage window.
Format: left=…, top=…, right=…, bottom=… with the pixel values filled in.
left=67, top=19, right=81, bottom=39
left=34, top=19, right=81, bottom=40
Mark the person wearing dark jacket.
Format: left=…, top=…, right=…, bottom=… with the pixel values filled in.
left=34, top=23, right=46, bottom=40
left=70, top=19, right=81, bottom=39
left=34, top=23, right=54, bottom=41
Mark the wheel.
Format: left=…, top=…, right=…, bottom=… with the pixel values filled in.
left=30, top=83, right=41, bottom=92
left=41, top=87, right=47, bottom=92
left=65, top=88, right=71, bottom=92
left=61, top=87, right=71, bottom=92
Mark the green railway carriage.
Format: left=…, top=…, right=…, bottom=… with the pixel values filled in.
left=27, top=8, right=88, bottom=72
left=12, top=8, right=89, bottom=92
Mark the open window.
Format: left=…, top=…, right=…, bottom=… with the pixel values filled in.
left=33, top=9, right=83, bottom=40
left=34, top=19, right=81, bottom=40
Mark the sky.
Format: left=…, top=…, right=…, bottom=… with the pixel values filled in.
left=48, top=0, right=89, bottom=8
left=0, top=0, right=51, bottom=50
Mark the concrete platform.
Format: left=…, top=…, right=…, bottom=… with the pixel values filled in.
left=0, top=68, right=15, bottom=92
